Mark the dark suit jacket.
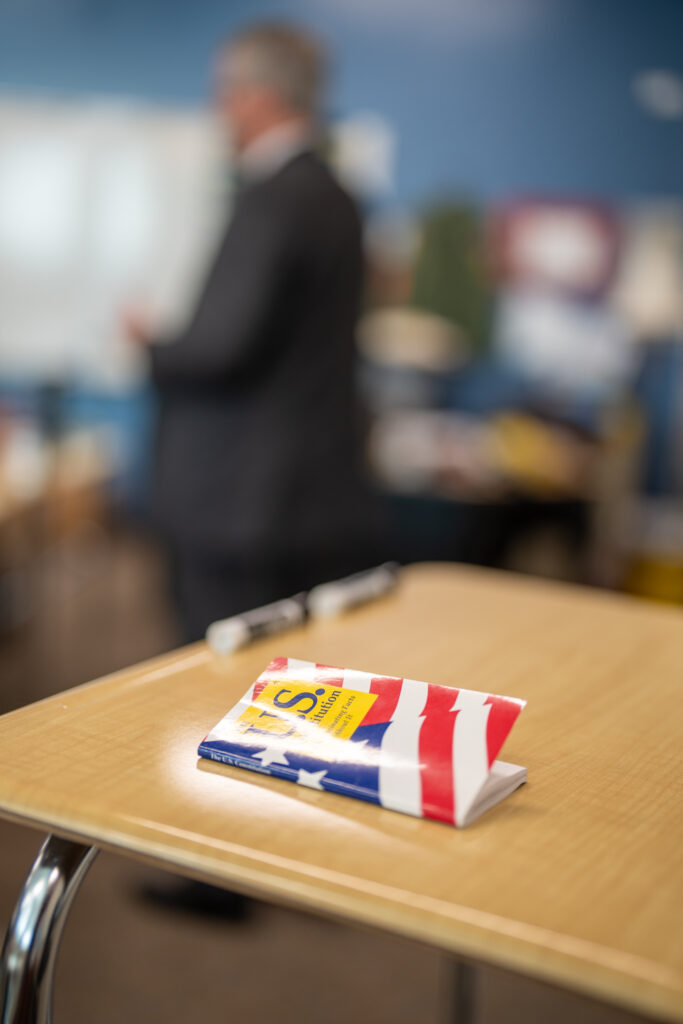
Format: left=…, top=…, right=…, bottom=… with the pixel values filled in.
left=149, top=150, right=371, bottom=563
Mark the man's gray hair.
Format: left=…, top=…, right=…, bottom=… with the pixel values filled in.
left=227, top=23, right=326, bottom=116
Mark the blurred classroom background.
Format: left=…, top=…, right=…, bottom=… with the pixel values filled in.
left=1, top=3, right=682, bottom=1023
left=1, top=0, right=682, bottom=711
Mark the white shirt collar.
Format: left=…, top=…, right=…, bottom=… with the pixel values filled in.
left=238, top=121, right=312, bottom=183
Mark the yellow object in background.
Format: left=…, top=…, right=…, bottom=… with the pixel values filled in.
left=625, top=556, right=683, bottom=605
left=488, top=412, right=592, bottom=498
left=623, top=500, right=683, bottom=605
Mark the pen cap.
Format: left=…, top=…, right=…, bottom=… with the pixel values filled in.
left=206, top=618, right=251, bottom=655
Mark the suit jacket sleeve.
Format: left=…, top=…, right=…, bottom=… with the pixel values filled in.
left=148, top=189, right=289, bottom=389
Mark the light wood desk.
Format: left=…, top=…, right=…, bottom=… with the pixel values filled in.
left=0, top=564, right=682, bottom=1022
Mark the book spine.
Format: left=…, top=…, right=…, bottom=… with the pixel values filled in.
left=198, top=744, right=272, bottom=776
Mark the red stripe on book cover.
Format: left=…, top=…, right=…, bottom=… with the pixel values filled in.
left=485, top=695, right=523, bottom=767
left=259, top=656, right=289, bottom=678
left=361, top=676, right=403, bottom=726
left=419, top=684, right=459, bottom=824
left=254, top=656, right=289, bottom=699
left=315, top=663, right=344, bottom=687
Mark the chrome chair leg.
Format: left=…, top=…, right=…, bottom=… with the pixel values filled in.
left=1, top=834, right=98, bottom=1024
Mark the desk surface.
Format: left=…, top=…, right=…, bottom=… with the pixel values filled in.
left=0, top=564, right=681, bottom=1021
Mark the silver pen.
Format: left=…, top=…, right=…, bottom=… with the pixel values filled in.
left=205, top=563, right=401, bottom=653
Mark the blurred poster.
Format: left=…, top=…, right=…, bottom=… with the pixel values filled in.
left=490, top=199, right=619, bottom=297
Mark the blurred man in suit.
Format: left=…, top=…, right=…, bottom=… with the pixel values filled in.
left=127, top=23, right=374, bottom=642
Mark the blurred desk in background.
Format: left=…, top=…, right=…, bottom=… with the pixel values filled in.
left=0, top=428, right=112, bottom=537
left=0, top=428, right=115, bottom=708
left=0, top=564, right=682, bottom=1022
left=370, top=406, right=642, bottom=587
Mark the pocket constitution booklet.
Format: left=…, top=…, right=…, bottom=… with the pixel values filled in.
left=198, top=657, right=527, bottom=828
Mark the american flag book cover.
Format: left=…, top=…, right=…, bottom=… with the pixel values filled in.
left=198, top=657, right=527, bottom=827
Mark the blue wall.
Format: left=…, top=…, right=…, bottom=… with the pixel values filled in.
left=1, top=0, right=681, bottom=203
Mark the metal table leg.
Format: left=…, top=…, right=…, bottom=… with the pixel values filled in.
left=1, top=834, right=98, bottom=1024
left=444, top=958, right=476, bottom=1024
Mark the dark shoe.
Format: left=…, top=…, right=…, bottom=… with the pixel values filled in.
left=137, top=878, right=252, bottom=922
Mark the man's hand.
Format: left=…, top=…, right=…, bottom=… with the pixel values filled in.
left=122, top=307, right=155, bottom=346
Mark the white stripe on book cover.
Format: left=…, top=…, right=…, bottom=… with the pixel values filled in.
left=378, top=678, right=428, bottom=816
left=287, top=657, right=318, bottom=679
left=451, top=689, right=492, bottom=826
left=341, top=667, right=372, bottom=691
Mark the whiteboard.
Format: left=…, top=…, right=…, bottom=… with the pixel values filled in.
left=0, top=95, right=227, bottom=391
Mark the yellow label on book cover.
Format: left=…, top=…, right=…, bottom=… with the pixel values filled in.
left=236, top=681, right=377, bottom=742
